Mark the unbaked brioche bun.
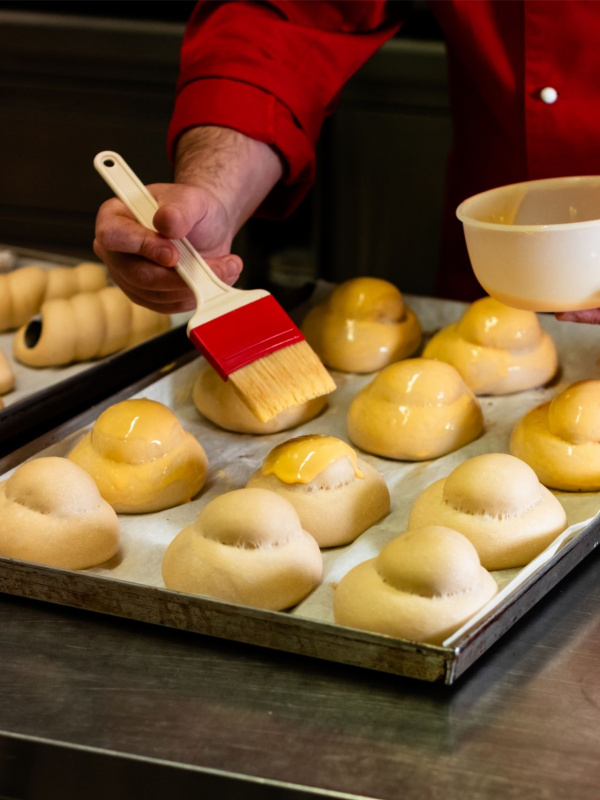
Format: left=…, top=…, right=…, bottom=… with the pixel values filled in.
left=192, top=360, right=328, bottom=434
left=0, top=456, right=119, bottom=569
left=408, top=453, right=567, bottom=570
left=69, top=398, right=208, bottom=513
left=347, top=358, right=484, bottom=461
left=333, top=525, right=498, bottom=645
left=423, top=296, right=558, bottom=395
left=246, top=434, right=390, bottom=547
left=301, top=277, right=422, bottom=373
left=510, top=380, right=600, bottom=491
left=162, top=487, right=322, bottom=610
left=0, top=349, right=14, bottom=395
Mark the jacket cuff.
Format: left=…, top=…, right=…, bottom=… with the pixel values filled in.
left=167, top=77, right=315, bottom=219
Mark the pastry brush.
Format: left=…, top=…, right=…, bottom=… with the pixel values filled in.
left=94, top=151, right=335, bottom=422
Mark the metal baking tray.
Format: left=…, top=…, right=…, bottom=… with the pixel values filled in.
left=0, top=244, right=194, bottom=456
left=0, top=294, right=599, bottom=684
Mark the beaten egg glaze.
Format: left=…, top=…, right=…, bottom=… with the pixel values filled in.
left=261, top=435, right=363, bottom=484
left=69, top=397, right=208, bottom=513
left=347, top=358, right=484, bottom=461
left=510, top=380, right=600, bottom=491
left=301, top=277, right=422, bottom=373
left=423, top=296, right=558, bottom=395
left=247, top=434, right=390, bottom=548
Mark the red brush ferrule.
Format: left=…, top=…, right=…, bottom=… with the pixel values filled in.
left=188, top=294, right=305, bottom=380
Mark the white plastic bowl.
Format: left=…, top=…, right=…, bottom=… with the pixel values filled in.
left=456, top=176, right=600, bottom=311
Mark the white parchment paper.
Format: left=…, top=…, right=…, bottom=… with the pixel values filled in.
left=2, top=290, right=600, bottom=635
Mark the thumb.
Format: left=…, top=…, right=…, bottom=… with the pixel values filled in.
left=203, top=254, right=244, bottom=286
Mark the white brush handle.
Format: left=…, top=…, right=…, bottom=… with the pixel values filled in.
left=93, top=150, right=242, bottom=306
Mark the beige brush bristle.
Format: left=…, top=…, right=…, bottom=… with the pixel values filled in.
left=228, top=340, right=336, bottom=422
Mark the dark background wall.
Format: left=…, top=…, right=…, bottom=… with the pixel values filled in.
left=0, top=1, right=451, bottom=296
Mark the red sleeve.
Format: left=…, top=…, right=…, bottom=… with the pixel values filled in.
left=167, top=1, right=407, bottom=218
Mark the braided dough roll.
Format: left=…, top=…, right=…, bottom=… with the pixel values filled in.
left=301, top=277, right=422, bottom=373
left=246, top=434, right=390, bottom=547
left=408, top=453, right=568, bottom=570
left=510, top=380, right=600, bottom=491
left=0, top=456, right=119, bottom=569
left=12, top=286, right=170, bottom=367
left=423, top=296, right=558, bottom=395
left=192, top=360, right=328, bottom=434
left=69, top=398, right=208, bottom=514
left=0, top=261, right=107, bottom=332
left=162, top=487, right=323, bottom=610
left=347, top=358, right=484, bottom=461
left=334, top=526, right=498, bottom=645
left=0, top=350, right=15, bottom=395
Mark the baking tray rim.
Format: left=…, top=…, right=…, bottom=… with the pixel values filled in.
left=2, top=351, right=600, bottom=685
left=0, top=511, right=597, bottom=685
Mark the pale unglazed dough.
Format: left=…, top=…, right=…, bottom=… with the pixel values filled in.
left=246, top=434, right=390, bottom=547
left=0, top=261, right=107, bottom=332
left=301, top=277, right=422, bottom=373
left=0, top=349, right=15, bottom=395
left=69, top=398, right=208, bottom=513
left=192, top=360, right=328, bottom=434
left=510, top=380, right=600, bottom=491
left=333, top=525, right=498, bottom=645
left=423, top=296, right=558, bottom=394
left=0, top=456, right=119, bottom=569
left=347, top=358, right=484, bottom=461
left=408, top=453, right=568, bottom=570
left=12, top=285, right=171, bottom=367
left=162, top=487, right=323, bottom=610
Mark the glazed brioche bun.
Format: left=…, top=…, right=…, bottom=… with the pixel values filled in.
left=408, top=453, right=567, bottom=570
left=69, top=398, right=208, bottom=513
left=0, top=265, right=46, bottom=332
left=0, top=456, right=119, bottom=569
left=423, top=297, right=558, bottom=395
left=13, top=286, right=170, bottom=367
left=510, top=380, right=600, bottom=491
left=192, top=360, right=328, bottom=434
left=0, top=261, right=107, bottom=333
left=43, top=261, right=107, bottom=300
left=301, top=277, right=422, bottom=373
left=246, top=434, right=390, bottom=547
left=162, top=487, right=322, bottom=610
left=0, top=349, right=14, bottom=394
left=333, top=525, right=498, bottom=645
left=347, top=358, right=484, bottom=461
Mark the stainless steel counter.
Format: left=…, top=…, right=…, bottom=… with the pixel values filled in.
left=1, top=543, right=599, bottom=799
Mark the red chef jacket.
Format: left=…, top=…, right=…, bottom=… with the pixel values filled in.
left=167, top=1, right=600, bottom=301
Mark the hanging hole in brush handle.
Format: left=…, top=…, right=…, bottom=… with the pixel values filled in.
left=93, top=150, right=238, bottom=304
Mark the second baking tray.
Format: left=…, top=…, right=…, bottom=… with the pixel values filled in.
left=1, top=295, right=599, bottom=684
left=0, top=244, right=194, bottom=456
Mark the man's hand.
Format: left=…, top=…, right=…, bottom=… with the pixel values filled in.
left=555, top=309, right=600, bottom=324
left=94, top=182, right=242, bottom=313
left=93, top=126, right=283, bottom=314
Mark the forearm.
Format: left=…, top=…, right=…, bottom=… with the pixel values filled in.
left=174, top=126, right=284, bottom=234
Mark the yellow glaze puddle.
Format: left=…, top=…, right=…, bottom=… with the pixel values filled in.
left=261, top=435, right=363, bottom=484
